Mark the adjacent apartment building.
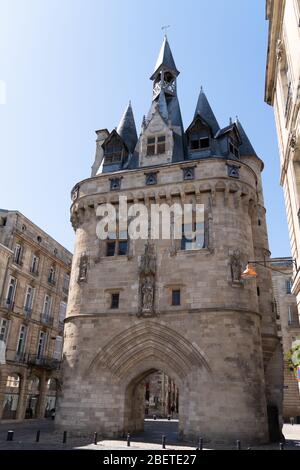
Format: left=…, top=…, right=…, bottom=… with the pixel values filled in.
left=0, top=209, right=72, bottom=420
left=265, top=0, right=300, bottom=311
left=271, top=258, right=300, bottom=421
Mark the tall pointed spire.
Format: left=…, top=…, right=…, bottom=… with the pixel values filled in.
left=194, top=88, right=220, bottom=136
left=235, top=118, right=257, bottom=156
left=150, top=36, right=179, bottom=80
left=117, top=102, right=138, bottom=153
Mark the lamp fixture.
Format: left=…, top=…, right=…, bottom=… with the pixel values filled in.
left=241, top=259, right=297, bottom=280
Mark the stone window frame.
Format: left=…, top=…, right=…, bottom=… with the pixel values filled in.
left=109, top=177, right=123, bottom=191
left=226, top=163, right=241, bottom=179
left=146, top=135, right=166, bottom=156
left=171, top=289, right=181, bottom=306
left=105, top=288, right=124, bottom=311
left=13, top=242, right=23, bottom=266
left=181, top=166, right=196, bottom=181
left=145, top=171, right=158, bottom=186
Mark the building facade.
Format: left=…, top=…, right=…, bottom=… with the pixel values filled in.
left=265, top=1, right=300, bottom=312
left=57, top=37, right=282, bottom=443
left=271, top=257, right=300, bottom=420
left=145, top=371, right=179, bottom=418
left=0, top=210, right=72, bottom=420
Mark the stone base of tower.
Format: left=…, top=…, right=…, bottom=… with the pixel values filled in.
left=56, top=312, right=275, bottom=445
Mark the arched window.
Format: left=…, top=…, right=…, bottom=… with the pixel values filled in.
left=2, top=374, right=20, bottom=419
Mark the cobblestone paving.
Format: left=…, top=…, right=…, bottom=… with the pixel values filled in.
left=0, top=419, right=299, bottom=450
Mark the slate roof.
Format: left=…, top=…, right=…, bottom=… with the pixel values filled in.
left=116, top=102, right=138, bottom=153
left=194, top=88, right=220, bottom=136
left=235, top=118, right=257, bottom=156
left=150, top=36, right=179, bottom=80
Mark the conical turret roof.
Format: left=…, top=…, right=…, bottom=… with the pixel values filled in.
left=194, top=88, right=220, bottom=136
left=235, top=118, right=257, bottom=156
left=117, top=102, right=138, bottom=153
left=150, top=36, right=179, bottom=80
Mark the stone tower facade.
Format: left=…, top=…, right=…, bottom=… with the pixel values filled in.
left=57, top=37, right=283, bottom=443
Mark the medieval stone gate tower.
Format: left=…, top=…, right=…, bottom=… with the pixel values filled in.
left=56, top=37, right=283, bottom=443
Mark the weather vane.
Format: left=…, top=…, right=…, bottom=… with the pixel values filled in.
left=161, top=25, right=171, bottom=36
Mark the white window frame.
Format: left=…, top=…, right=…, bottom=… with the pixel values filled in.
left=53, top=336, right=63, bottom=360
left=13, top=243, right=22, bottom=264
left=6, top=276, right=17, bottom=305
left=16, top=325, right=27, bottom=357
left=42, top=294, right=52, bottom=317
left=58, top=302, right=67, bottom=325
left=24, top=285, right=35, bottom=312
left=48, top=266, right=55, bottom=283
left=0, top=318, right=10, bottom=342
left=31, top=255, right=39, bottom=274
left=37, top=331, right=47, bottom=360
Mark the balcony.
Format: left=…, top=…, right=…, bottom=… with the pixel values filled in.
left=27, top=354, right=60, bottom=370
left=47, top=278, right=56, bottom=287
left=4, top=348, right=27, bottom=363
left=1, top=299, right=14, bottom=311
left=288, top=320, right=300, bottom=328
left=40, top=314, right=54, bottom=326
left=29, top=267, right=39, bottom=277
left=23, top=307, right=32, bottom=319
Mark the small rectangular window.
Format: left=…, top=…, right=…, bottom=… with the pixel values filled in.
left=157, top=143, right=166, bottom=154
left=191, top=140, right=199, bottom=150
left=286, top=280, right=292, bottom=294
left=200, top=137, right=210, bottom=149
left=111, top=293, right=119, bottom=309
left=147, top=138, right=156, bottom=156
left=118, top=240, right=128, bottom=256
left=106, top=241, right=116, bottom=257
left=172, top=290, right=181, bottom=306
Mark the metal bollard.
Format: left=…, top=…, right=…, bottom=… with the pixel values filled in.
left=63, top=431, right=67, bottom=444
left=36, top=430, right=40, bottom=442
left=6, top=430, right=14, bottom=441
left=279, top=442, right=284, bottom=450
left=153, top=414, right=156, bottom=420
left=162, top=435, right=166, bottom=449
left=93, top=432, right=98, bottom=445
left=127, top=433, right=130, bottom=447
left=197, top=437, right=203, bottom=450
left=167, top=415, right=171, bottom=421
left=236, top=440, right=241, bottom=450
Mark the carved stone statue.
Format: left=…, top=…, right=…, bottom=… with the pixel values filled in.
left=230, top=250, right=242, bottom=283
left=139, top=242, right=156, bottom=276
left=78, top=253, right=88, bottom=282
left=141, top=276, right=155, bottom=314
left=138, top=243, right=156, bottom=317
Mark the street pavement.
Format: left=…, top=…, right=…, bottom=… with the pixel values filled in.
left=0, top=419, right=299, bottom=450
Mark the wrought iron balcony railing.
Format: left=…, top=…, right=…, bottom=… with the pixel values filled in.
left=40, top=314, right=54, bottom=326
left=27, top=354, right=61, bottom=370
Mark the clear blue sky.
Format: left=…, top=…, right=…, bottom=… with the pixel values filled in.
left=0, top=0, right=291, bottom=256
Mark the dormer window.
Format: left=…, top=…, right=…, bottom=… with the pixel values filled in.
left=229, top=138, right=240, bottom=158
left=146, top=135, right=166, bottom=156
left=103, top=133, right=127, bottom=165
left=190, top=136, right=210, bottom=150
left=187, top=118, right=211, bottom=152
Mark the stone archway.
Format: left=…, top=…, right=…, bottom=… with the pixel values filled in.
left=123, top=366, right=181, bottom=436
left=86, top=321, right=212, bottom=439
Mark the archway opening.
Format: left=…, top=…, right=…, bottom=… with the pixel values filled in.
left=124, top=368, right=180, bottom=440
left=145, top=370, right=179, bottom=419
left=2, top=374, right=21, bottom=419
left=25, top=375, right=40, bottom=419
